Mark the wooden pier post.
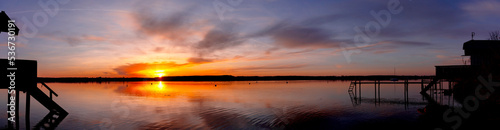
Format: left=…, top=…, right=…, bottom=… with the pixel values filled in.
left=378, top=80, right=380, bottom=104
left=421, top=79, right=424, bottom=91
left=448, top=81, right=451, bottom=91
left=26, top=91, right=30, bottom=129
left=359, top=81, right=362, bottom=104
left=404, top=80, right=409, bottom=109
left=374, top=81, right=377, bottom=106
left=15, top=89, right=19, bottom=129
left=354, top=80, right=357, bottom=98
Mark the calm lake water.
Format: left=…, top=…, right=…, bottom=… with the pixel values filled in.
left=0, top=80, right=451, bottom=129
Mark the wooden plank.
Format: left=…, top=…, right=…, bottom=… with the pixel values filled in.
left=356, top=82, right=426, bottom=84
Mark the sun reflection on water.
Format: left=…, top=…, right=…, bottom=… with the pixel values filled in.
left=157, top=81, right=164, bottom=90
left=119, top=81, right=175, bottom=97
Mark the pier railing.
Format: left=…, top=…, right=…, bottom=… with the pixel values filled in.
left=40, top=82, right=58, bottom=99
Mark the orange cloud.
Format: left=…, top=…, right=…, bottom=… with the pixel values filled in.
left=113, top=57, right=228, bottom=77
left=113, top=62, right=190, bottom=77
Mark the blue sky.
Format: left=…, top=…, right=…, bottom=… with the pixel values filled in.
left=1, top=0, right=499, bottom=77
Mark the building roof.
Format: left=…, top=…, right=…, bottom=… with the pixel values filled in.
left=463, top=40, right=500, bottom=56
left=0, top=11, right=19, bottom=35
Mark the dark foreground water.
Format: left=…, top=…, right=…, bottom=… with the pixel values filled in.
left=0, top=80, right=456, bottom=129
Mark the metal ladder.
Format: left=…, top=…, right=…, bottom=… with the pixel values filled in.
left=348, top=81, right=355, bottom=92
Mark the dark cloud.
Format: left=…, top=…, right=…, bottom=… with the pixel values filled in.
left=133, top=3, right=248, bottom=62
left=193, top=23, right=245, bottom=55
left=132, top=5, right=195, bottom=42
left=129, top=0, right=456, bottom=62
left=187, top=57, right=214, bottom=64
left=273, top=25, right=338, bottom=48
left=128, top=0, right=473, bottom=68
left=250, top=21, right=341, bottom=49
left=187, top=22, right=247, bottom=63
left=48, top=34, right=105, bottom=46
left=132, top=4, right=243, bottom=64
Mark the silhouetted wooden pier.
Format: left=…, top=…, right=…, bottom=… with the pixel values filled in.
left=418, top=40, right=500, bottom=101
left=347, top=79, right=453, bottom=108
left=1, top=59, right=67, bottom=129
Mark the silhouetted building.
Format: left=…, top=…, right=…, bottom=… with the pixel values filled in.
left=435, top=40, right=500, bottom=80
left=423, top=40, right=500, bottom=93
left=420, top=40, right=500, bottom=130
left=463, top=40, right=500, bottom=69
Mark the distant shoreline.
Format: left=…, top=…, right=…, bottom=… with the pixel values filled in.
left=38, top=75, right=434, bottom=83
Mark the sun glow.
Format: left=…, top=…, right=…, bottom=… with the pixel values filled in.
left=155, top=70, right=166, bottom=78
left=157, top=81, right=164, bottom=90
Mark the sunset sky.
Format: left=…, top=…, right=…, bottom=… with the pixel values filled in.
left=1, top=0, right=499, bottom=77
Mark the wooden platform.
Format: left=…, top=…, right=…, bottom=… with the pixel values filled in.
left=355, top=81, right=427, bottom=84
left=0, top=59, right=37, bottom=91
left=1, top=59, right=67, bottom=129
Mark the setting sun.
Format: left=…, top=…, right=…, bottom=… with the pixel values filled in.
left=155, top=70, right=166, bottom=78
left=3, top=0, right=500, bottom=129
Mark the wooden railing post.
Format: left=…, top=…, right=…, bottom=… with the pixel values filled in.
left=40, top=82, right=58, bottom=100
